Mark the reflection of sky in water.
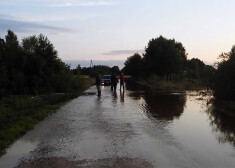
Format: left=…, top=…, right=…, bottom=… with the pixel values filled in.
left=130, top=90, right=235, bottom=167
left=171, top=97, right=235, bottom=167
left=0, top=112, right=58, bottom=167
left=0, top=140, right=38, bottom=168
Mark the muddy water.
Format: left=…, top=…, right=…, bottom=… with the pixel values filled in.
left=0, top=84, right=235, bottom=168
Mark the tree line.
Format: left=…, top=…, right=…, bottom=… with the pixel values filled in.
left=122, top=35, right=234, bottom=101
left=0, top=30, right=80, bottom=96
left=0, top=30, right=121, bottom=97
left=72, top=65, right=120, bottom=77
left=0, top=30, right=234, bottom=101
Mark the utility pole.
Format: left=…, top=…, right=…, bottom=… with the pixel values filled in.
left=89, top=60, right=93, bottom=77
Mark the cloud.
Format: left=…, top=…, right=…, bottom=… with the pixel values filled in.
left=52, top=0, right=115, bottom=7
left=103, top=49, right=144, bottom=55
left=0, top=15, right=74, bottom=33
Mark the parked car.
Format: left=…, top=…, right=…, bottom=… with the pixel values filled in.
left=101, top=75, right=111, bottom=85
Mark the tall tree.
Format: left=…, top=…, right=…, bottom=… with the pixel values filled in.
left=21, top=34, right=72, bottom=93
left=123, top=53, right=143, bottom=78
left=0, top=38, right=7, bottom=95
left=111, top=66, right=120, bottom=75
left=4, top=30, right=24, bottom=93
left=214, top=46, right=235, bottom=100
left=186, top=58, right=205, bottom=79
left=143, top=36, right=187, bottom=79
left=0, top=30, right=75, bottom=95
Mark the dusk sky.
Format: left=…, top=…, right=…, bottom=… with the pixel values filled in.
left=1, top=0, right=235, bottom=68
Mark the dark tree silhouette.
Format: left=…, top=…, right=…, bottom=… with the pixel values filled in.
left=143, top=36, right=187, bottom=79
left=122, top=36, right=215, bottom=86
left=0, top=30, right=75, bottom=95
left=186, top=58, right=205, bottom=79
left=72, top=65, right=82, bottom=75
left=214, top=46, right=235, bottom=100
left=81, top=65, right=113, bottom=77
left=123, top=53, right=143, bottom=78
left=111, top=66, right=120, bottom=75
left=143, top=92, right=186, bottom=120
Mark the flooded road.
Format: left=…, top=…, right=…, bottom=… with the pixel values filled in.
left=1, top=83, right=235, bottom=168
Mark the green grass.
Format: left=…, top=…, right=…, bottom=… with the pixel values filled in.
left=135, top=75, right=206, bottom=91
left=0, top=77, right=94, bottom=155
left=152, top=79, right=205, bottom=91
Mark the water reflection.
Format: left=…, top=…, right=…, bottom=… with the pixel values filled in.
left=120, top=90, right=125, bottom=102
left=206, top=101, right=235, bottom=146
left=125, top=79, right=149, bottom=91
left=126, top=79, right=186, bottom=121
left=113, top=91, right=117, bottom=99
left=128, top=91, right=186, bottom=121
left=111, top=90, right=118, bottom=105
left=142, top=92, right=186, bottom=121
left=128, top=92, right=144, bottom=100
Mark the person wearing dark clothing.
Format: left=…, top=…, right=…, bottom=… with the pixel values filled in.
left=95, top=73, right=101, bottom=96
left=111, top=73, right=117, bottom=91
left=120, top=72, right=125, bottom=91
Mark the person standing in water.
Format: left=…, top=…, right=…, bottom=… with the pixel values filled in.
left=95, top=72, right=101, bottom=97
left=119, top=72, right=125, bottom=91
left=111, top=72, right=118, bottom=91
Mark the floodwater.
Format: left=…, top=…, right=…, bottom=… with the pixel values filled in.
left=0, top=82, right=235, bottom=168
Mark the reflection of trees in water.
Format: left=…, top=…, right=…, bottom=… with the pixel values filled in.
left=128, top=92, right=144, bottom=100
left=126, top=80, right=186, bottom=121
left=125, top=79, right=148, bottom=91
left=206, top=103, right=235, bottom=147
left=142, top=93, right=186, bottom=121
left=128, top=91, right=186, bottom=136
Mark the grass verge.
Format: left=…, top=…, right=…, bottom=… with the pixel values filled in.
left=144, top=79, right=205, bottom=91
left=127, top=76, right=206, bottom=91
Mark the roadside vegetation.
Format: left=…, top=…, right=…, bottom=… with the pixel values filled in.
left=0, top=30, right=94, bottom=154
left=214, top=46, right=235, bottom=101
left=122, top=36, right=216, bottom=91
left=122, top=36, right=235, bottom=103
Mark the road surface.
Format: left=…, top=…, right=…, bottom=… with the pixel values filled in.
left=1, top=85, right=235, bottom=168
